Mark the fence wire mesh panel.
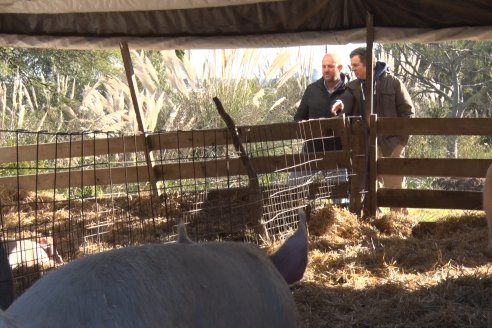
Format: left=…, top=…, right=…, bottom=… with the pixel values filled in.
left=0, top=120, right=354, bottom=295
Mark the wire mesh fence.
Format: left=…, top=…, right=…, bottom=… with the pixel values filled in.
left=0, top=119, right=356, bottom=296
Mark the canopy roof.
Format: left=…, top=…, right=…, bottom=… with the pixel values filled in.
left=0, top=0, right=491, bottom=49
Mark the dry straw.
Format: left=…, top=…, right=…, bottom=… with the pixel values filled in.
left=294, top=206, right=491, bottom=327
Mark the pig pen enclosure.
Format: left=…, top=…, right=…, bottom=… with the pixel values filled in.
left=0, top=117, right=364, bottom=296
left=1, top=116, right=492, bottom=326
left=0, top=90, right=490, bottom=328
left=1, top=0, right=492, bottom=326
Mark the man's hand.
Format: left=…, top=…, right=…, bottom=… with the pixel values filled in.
left=331, top=100, right=344, bottom=116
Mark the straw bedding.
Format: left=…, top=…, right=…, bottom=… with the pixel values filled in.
left=293, top=205, right=491, bottom=327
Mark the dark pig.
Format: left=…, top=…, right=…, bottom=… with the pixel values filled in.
left=0, top=309, right=17, bottom=327
left=0, top=242, right=13, bottom=310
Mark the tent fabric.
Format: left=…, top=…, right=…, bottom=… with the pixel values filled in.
left=0, top=0, right=286, bottom=14
left=0, top=0, right=491, bottom=49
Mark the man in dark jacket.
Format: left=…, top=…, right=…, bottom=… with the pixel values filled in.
left=294, top=53, right=348, bottom=152
left=291, top=53, right=349, bottom=205
left=333, top=47, right=415, bottom=213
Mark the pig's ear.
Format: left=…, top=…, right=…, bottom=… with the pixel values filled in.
left=38, top=238, right=53, bottom=256
left=38, top=238, right=49, bottom=251
left=269, top=209, right=308, bottom=285
left=38, top=236, right=53, bottom=247
left=177, top=220, right=193, bottom=244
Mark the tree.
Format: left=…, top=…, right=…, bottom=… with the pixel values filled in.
left=0, top=48, right=122, bottom=110
left=379, top=41, right=492, bottom=158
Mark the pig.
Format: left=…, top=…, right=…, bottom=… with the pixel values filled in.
left=0, top=242, right=14, bottom=310
left=6, top=211, right=308, bottom=328
left=485, top=164, right=492, bottom=257
left=0, top=237, right=62, bottom=310
left=3, top=237, right=63, bottom=270
left=0, top=309, right=17, bottom=328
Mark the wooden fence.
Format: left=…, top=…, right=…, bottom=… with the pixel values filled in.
left=0, top=118, right=366, bottom=246
left=369, top=117, right=492, bottom=217
left=0, top=118, right=368, bottom=295
left=1, top=115, right=491, bottom=296
left=1, top=116, right=490, bottom=219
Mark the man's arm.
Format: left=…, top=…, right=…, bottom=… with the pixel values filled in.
left=393, top=77, right=415, bottom=146
left=334, top=88, right=356, bottom=116
left=394, top=78, right=415, bottom=118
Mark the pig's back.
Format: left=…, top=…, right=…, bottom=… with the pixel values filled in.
left=8, top=243, right=300, bottom=328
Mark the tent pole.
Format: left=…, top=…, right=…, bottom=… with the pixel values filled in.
left=120, top=41, right=159, bottom=198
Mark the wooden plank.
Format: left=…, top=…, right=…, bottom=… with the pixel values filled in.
left=148, top=129, right=230, bottom=150
left=337, top=116, right=350, bottom=155
left=154, top=152, right=352, bottom=180
left=147, top=118, right=346, bottom=150
left=367, top=114, right=378, bottom=217
left=366, top=11, right=374, bottom=117
left=0, top=150, right=353, bottom=190
left=378, top=158, right=492, bottom=177
left=0, top=119, right=348, bottom=164
left=120, top=41, right=159, bottom=197
left=377, top=118, right=492, bottom=136
left=120, top=41, right=145, bottom=133
left=0, top=166, right=151, bottom=190
left=377, top=188, right=483, bottom=210
left=0, top=135, right=146, bottom=163
left=348, top=117, right=366, bottom=215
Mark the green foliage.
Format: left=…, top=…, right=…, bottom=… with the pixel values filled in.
left=381, top=41, right=492, bottom=118
left=0, top=48, right=125, bottom=132
left=381, top=41, right=492, bottom=158
left=0, top=48, right=120, bottom=88
left=406, top=135, right=448, bottom=159
left=405, top=176, right=436, bottom=190
left=65, top=186, right=105, bottom=199
left=174, top=50, right=185, bottom=60
left=1, top=43, right=490, bottom=164
left=457, top=136, right=492, bottom=159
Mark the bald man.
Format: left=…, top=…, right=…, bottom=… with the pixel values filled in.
left=292, top=53, right=349, bottom=205
left=294, top=53, right=348, bottom=151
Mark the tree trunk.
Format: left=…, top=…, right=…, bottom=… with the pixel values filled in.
left=446, top=69, right=461, bottom=158
left=446, top=135, right=458, bottom=159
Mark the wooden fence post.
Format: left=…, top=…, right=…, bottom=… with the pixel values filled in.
left=366, top=11, right=374, bottom=118
left=366, top=114, right=378, bottom=217
left=348, top=117, right=366, bottom=217
left=119, top=41, right=159, bottom=198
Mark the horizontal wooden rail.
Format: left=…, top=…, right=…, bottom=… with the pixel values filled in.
left=378, top=158, right=492, bottom=177
left=0, top=119, right=346, bottom=164
left=0, top=150, right=351, bottom=190
left=0, top=166, right=151, bottom=190
left=154, top=151, right=350, bottom=180
left=149, top=118, right=345, bottom=150
left=377, top=188, right=482, bottom=210
left=0, top=135, right=146, bottom=163
left=377, top=117, right=492, bottom=135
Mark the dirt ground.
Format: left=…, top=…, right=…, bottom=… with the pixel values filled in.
left=293, top=206, right=491, bottom=327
